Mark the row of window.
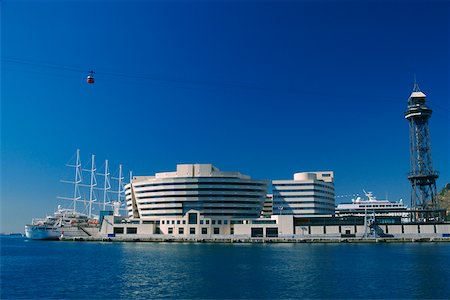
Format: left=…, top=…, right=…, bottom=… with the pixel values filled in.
left=167, top=227, right=222, bottom=235
left=113, top=227, right=137, bottom=234
left=133, top=180, right=266, bottom=189
left=134, top=187, right=266, bottom=194
left=140, top=212, right=259, bottom=217
left=273, top=207, right=334, bottom=213
left=357, top=204, right=405, bottom=208
left=273, top=194, right=335, bottom=201
left=273, top=189, right=334, bottom=196
left=136, top=194, right=263, bottom=199
left=275, top=211, right=334, bottom=215
left=139, top=206, right=260, bottom=212
left=273, top=200, right=335, bottom=207
left=161, top=219, right=229, bottom=225
left=111, top=226, right=225, bottom=235
left=273, top=183, right=334, bottom=189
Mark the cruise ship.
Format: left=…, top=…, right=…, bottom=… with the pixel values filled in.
left=335, top=191, right=408, bottom=217
left=25, top=206, right=99, bottom=240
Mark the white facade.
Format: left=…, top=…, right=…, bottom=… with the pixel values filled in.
left=124, top=164, right=268, bottom=228
left=272, top=171, right=335, bottom=216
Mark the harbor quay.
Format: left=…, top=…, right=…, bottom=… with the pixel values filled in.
left=80, top=213, right=450, bottom=243
left=54, top=163, right=449, bottom=243
left=60, top=236, right=450, bottom=243
left=98, top=163, right=449, bottom=241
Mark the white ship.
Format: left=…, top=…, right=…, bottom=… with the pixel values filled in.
left=336, top=190, right=408, bottom=217
left=25, top=206, right=99, bottom=240
left=25, top=149, right=126, bottom=240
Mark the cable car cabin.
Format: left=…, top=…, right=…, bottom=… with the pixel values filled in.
left=86, top=71, right=95, bottom=84
left=86, top=75, right=95, bottom=84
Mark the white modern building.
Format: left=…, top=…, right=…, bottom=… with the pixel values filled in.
left=272, top=171, right=335, bottom=216
left=124, top=164, right=268, bottom=235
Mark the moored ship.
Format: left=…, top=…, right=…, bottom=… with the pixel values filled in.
left=25, top=205, right=99, bottom=240
left=336, top=190, right=408, bottom=218
left=25, top=149, right=125, bottom=240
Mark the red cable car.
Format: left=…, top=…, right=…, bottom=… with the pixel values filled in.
left=86, top=70, right=95, bottom=84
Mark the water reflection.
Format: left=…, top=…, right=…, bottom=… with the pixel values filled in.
left=116, top=243, right=450, bottom=299
left=1, top=237, right=449, bottom=299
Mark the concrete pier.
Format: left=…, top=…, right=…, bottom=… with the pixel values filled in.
left=60, top=235, right=450, bottom=243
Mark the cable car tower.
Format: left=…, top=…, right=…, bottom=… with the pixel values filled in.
left=404, top=82, right=440, bottom=221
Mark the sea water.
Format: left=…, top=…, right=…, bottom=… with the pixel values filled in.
left=1, top=236, right=450, bottom=299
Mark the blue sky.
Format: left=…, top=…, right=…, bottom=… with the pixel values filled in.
left=1, top=1, right=449, bottom=232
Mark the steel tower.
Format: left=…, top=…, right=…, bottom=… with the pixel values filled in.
left=404, top=83, right=439, bottom=219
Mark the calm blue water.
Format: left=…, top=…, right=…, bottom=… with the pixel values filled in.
left=1, top=236, right=450, bottom=299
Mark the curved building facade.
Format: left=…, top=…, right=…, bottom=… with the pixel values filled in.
left=272, top=171, right=335, bottom=216
left=125, top=164, right=267, bottom=222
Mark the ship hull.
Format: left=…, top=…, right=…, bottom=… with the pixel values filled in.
left=25, top=225, right=99, bottom=240
left=25, top=225, right=61, bottom=240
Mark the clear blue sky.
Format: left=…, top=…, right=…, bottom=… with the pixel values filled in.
left=1, top=1, right=449, bottom=232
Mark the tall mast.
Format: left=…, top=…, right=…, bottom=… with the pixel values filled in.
left=88, top=154, right=97, bottom=218
left=117, top=164, right=123, bottom=204
left=102, top=159, right=110, bottom=211
left=111, top=164, right=124, bottom=216
left=73, top=149, right=81, bottom=211
left=58, top=149, right=83, bottom=211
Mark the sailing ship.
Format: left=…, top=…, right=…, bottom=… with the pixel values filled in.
left=25, top=149, right=126, bottom=240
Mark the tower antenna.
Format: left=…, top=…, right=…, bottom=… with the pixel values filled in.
left=413, top=74, right=421, bottom=92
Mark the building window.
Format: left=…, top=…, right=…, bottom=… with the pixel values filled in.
left=218, top=220, right=222, bottom=225
left=178, top=228, right=184, bottom=234
left=200, top=220, right=204, bottom=225
left=212, top=220, right=216, bottom=225
left=190, top=228, right=196, bottom=235
left=230, top=227, right=234, bottom=235
left=182, top=220, right=186, bottom=224
left=224, top=220, right=228, bottom=225
left=161, top=220, right=165, bottom=225
left=168, top=227, right=173, bottom=234
left=266, top=228, right=278, bottom=237
left=171, top=220, right=175, bottom=225
left=202, top=228, right=207, bottom=235
left=126, top=227, right=137, bottom=234
left=206, top=220, right=210, bottom=225
left=177, top=220, right=180, bottom=225
left=113, top=227, right=124, bottom=234
left=188, top=213, right=198, bottom=225
left=213, top=227, right=220, bottom=234
left=251, top=228, right=263, bottom=238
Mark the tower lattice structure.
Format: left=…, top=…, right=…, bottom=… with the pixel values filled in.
left=404, top=83, right=439, bottom=215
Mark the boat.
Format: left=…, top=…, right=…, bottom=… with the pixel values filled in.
left=25, top=206, right=98, bottom=240
left=25, top=149, right=125, bottom=240
left=335, top=190, right=408, bottom=218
